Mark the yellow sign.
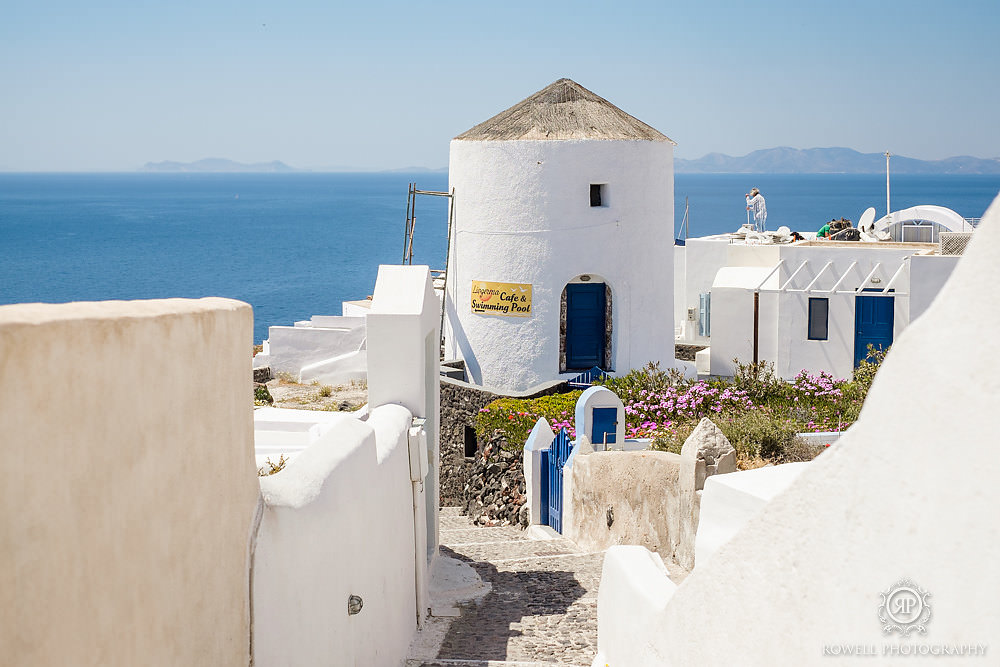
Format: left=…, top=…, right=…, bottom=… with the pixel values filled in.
left=471, top=281, right=532, bottom=317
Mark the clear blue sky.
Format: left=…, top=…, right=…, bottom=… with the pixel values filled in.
left=2, top=0, right=998, bottom=171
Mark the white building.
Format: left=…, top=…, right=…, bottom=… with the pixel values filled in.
left=676, top=223, right=968, bottom=380
left=593, top=194, right=1000, bottom=666
left=445, top=78, right=680, bottom=392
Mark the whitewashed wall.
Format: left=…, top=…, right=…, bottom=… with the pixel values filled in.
left=908, top=254, right=961, bottom=322
left=259, top=317, right=366, bottom=383
left=708, top=267, right=779, bottom=377
left=252, top=265, right=440, bottom=667
left=707, top=242, right=952, bottom=379
left=446, top=139, right=676, bottom=392
left=367, top=265, right=442, bottom=561
left=0, top=298, right=260, bottom=667
left=594, top=194, right=1000, bottom=666
left=676, top=238, right=778, bottom=345
left=672, top=244, right=687, bottom=335
left=772, top=244, right=919, bottom=380
left=253, top=405, right=418, bottom=667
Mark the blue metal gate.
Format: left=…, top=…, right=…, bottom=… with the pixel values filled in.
left=547, top=428, right=573, bottom=533
left=855, top=295, right=894, bottom=366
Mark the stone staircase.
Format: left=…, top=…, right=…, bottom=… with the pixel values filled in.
left=406, top=508, right=601, bottom=667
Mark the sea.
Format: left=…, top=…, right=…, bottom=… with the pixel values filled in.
left=2, top=172, right=998, bottom=343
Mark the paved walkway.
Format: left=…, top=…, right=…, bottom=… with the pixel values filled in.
left=407, top=508, right=603, bottom=667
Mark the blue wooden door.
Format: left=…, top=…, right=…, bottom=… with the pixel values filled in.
left=855, top=295, right=894, bottom=366
left=547, top=428, right=573, bottom=533
left=592, top=407, right=617, bottom=447
left=566, top=283, right=606, bottom=370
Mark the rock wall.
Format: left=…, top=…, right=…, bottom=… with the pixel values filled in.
left=674, top=344, right=706, bottom=362
left=439, top=376, right=567, bottom=507
left=462, top=437, right=529, bottom=526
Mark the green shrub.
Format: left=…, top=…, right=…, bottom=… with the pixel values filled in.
left=600, top=361, right=689, bottom=404
left=474, top=352, right=885, bottom=463
left=717, top=408, right=799, bottom=460
left=254, top=383, right=273, bottom=406
left=475, top=391, right=582, bottom=451
left=649, top=419, right=699, bottom=455
left=731, top=358, right=784, bottom=403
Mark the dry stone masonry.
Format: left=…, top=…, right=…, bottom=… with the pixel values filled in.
left=439, top=375, right=567, bottom=508
left=462, top=437, right=528, bottom=527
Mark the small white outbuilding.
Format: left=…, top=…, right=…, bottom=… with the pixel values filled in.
left=445, top=78, right=679, bottom=392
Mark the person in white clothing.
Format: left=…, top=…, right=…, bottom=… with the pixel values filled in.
left=746, top=187, right=767, bottom=231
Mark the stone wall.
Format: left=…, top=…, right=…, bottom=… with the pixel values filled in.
left=440, top=376, right=567, bottom=507
left=462, top=436, right=528, bottom=526
left=674, top=344, right=707, bottom=362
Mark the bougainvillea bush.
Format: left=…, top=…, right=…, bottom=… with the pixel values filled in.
left=475, top=352, right=887, bottom=466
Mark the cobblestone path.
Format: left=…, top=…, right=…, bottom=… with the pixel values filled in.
left=407, top=508, right=602, bottom=667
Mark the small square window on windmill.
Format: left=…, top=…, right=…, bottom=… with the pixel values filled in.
left=590, top=183, right=606, bottom=207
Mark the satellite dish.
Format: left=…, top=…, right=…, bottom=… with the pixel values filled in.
left=858, top=207, right=877, bottom=232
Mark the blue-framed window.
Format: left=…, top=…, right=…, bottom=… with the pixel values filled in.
left=808, top=298, right=829, bottom=340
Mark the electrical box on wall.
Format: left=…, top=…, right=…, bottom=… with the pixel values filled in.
left=408, top=419, right=428, bottom=482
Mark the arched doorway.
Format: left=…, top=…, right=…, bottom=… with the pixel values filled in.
left=560, top=279, right=612, bottom=372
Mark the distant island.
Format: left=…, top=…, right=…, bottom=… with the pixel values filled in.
left=138, top=149, right=1000, bottom=175
left=137, top=159, right=450, bottom=174
left=675, top=147, right=1000, bottom=175
left=139, top=158, right=300, bottom=173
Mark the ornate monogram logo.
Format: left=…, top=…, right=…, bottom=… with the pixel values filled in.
left=878, top=579, right=932, bottom=636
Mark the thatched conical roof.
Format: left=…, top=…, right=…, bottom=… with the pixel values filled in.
left=454, top=78, right=673, bottom=143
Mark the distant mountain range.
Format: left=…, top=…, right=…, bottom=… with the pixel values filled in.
left=138, top=149, right=1000, bottom=175
left=675, top=147, right=1000, bottom=174
left=139, top=158, right=300, bottom=173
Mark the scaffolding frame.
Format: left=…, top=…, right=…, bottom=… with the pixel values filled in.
left=402, top=183, right=455, bottom=345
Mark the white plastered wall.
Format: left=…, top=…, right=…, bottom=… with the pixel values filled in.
left=367, top=264, right=442, bottom=561
left=908, top=254, right=961, bottom=322
left=771, top=244, right=919, bottom=380
left=707, top=242, right=955, bottom=380
left=261, top=317, right=366, bottom=382
left=708, top=267, right=779, bottom=377
left=675, top=237, right=733, bottom=345
left=252, top=405, right=418, bottom=666
left=0, top=298, right=260, bottom=667
left=446, top=139, right=675, bottom=392
left=252, top=265, right=441, bottom=667
left=595, top=193, right=1000, bottom=665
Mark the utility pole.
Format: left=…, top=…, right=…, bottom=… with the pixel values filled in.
left=884, top=151, right=891, bottom=217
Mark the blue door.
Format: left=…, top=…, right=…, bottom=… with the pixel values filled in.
left=855, top=295, right=894, bottom=366
left=566, top=283, right=606, bottom=370
left=592, top=407, right=617, bottom=447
